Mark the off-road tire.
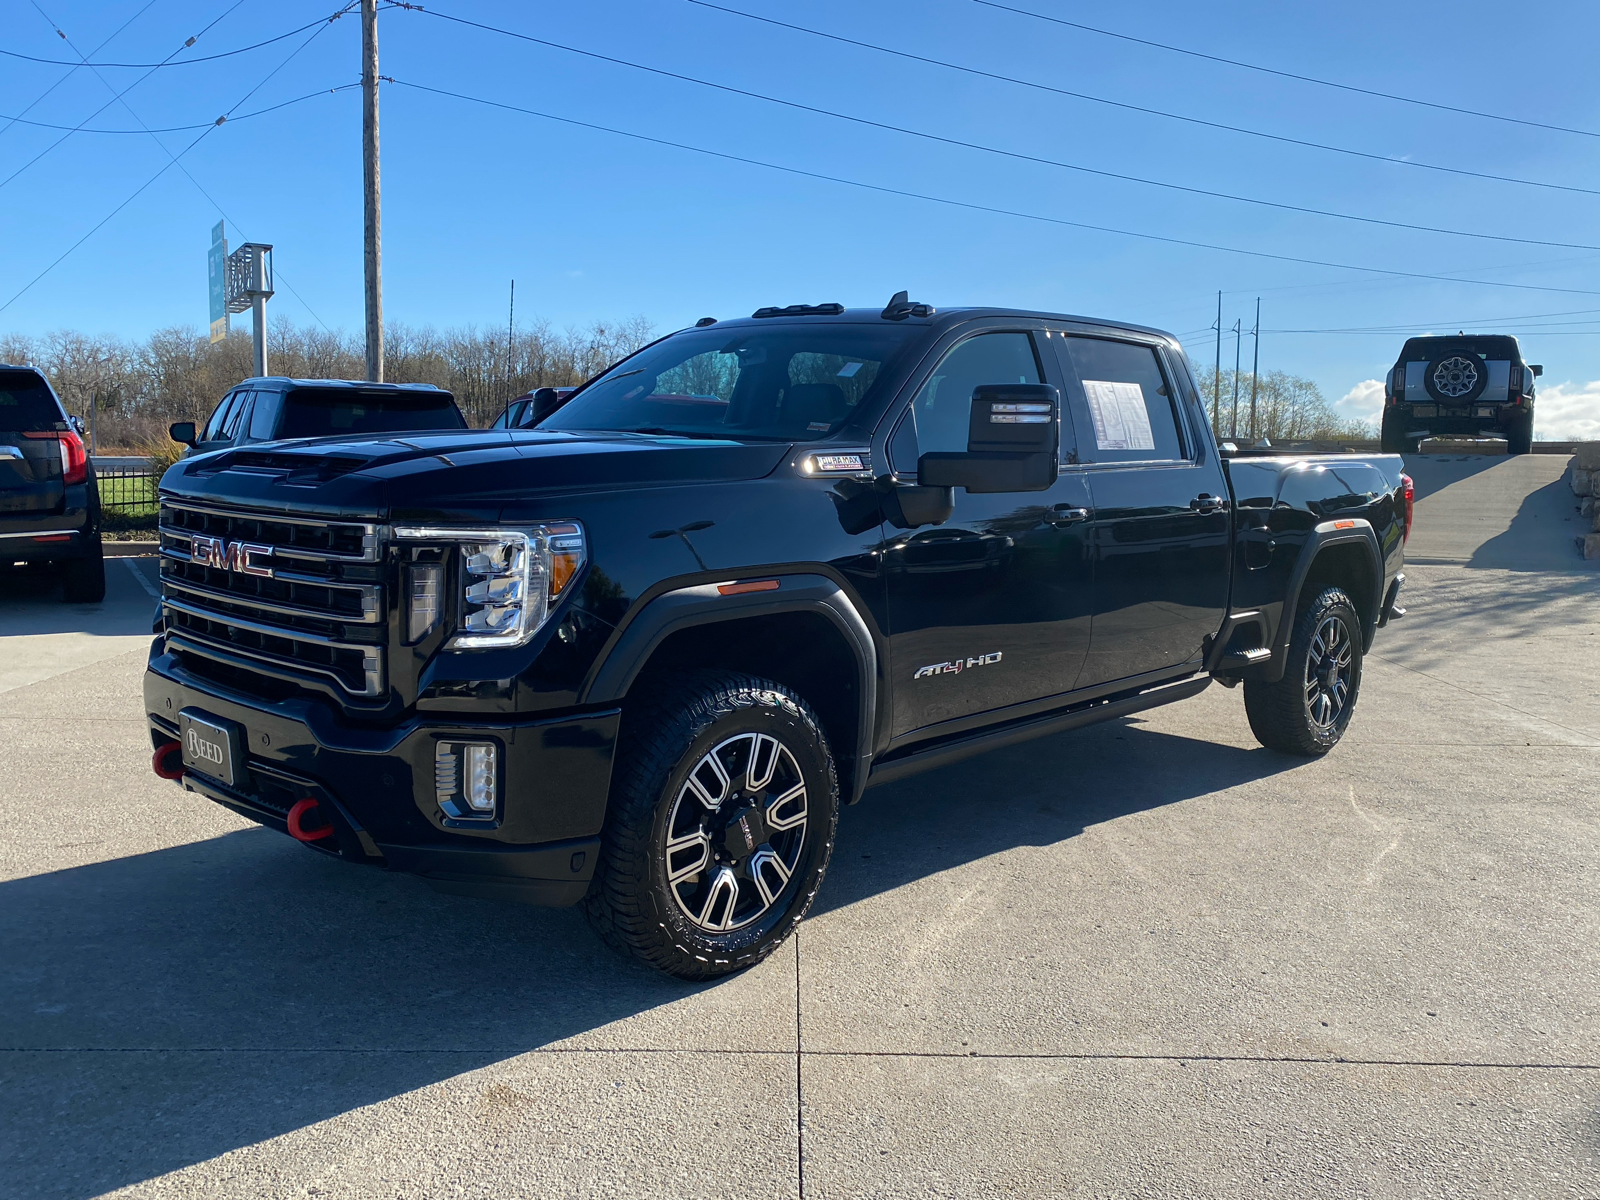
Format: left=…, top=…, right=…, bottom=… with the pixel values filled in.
left=1243, top=587, right=1363, bottom=756
left=1379, top=409, right=1408, bottom=454
left=583, top=669, right=839, bottom=980
left=62, top=540, right=105, bottom=603
left=1506, top=410, right=1534, bottom=456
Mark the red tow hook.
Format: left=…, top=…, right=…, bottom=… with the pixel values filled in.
left=152, top=740, right=184, bottom=780
left=286, top=797, right=337, bottom=842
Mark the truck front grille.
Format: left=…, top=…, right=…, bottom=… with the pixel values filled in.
left=158, top=499, right=387, bottom=698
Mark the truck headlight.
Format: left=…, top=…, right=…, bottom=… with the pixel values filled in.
left=394, top=522, right=585, bottom=649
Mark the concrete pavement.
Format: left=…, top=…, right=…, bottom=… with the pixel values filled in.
left=1, top=459, right=1596, bottom=1199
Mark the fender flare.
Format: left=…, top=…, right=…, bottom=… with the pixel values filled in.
left=1261, top=520, right=1384, bottom=683
left=578, top=574, right=880, bottom=803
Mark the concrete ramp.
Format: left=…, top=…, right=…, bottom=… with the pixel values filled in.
left=1401, top=452, right=1594, bottom=570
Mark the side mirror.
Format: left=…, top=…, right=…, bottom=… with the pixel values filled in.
left=169, top=421, right=197, bottom=446
left=529, top=387, right=568, bottom=424
left=917, top=383, right=1060, bottom=494
left=1530, top=364, right=1544, bottom=378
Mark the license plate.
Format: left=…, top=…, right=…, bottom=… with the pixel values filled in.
left=178, top=708, right=242, bottom=786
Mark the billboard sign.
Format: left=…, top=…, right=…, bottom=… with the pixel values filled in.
left=208, top=221, right=229, bottom=344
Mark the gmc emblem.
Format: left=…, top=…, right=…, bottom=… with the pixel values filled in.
left=191, top=535, right=273, bottom=578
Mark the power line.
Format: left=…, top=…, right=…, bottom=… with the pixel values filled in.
left=0, top=85, right=357, bottom=134
left=0, top=0, right=255, bottom=193
left=0, top=0, right=160, bottom=140
left=0, top=9, right=355, bottom=314
left=1, top=12, right=355, bottom=69
left=384, top=77, right=1600, bottom=298
left=684, top=0, right=1600, bottom=199
left=971, top=0, right=1600, bottom=140
left=398, top=6, right=1600, bottom=253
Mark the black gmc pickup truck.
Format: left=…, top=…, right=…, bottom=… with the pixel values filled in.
left=145, top=296, right=1411, bottom=979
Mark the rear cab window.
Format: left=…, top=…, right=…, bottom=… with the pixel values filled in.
left=1054, top=335, right=1189, bottom=464
left=276, top=388, right=465, bottom=439
left=0, top=370, right=65, bottom=432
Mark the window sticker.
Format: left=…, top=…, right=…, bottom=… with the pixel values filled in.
left=1082, top=380, right=1155, bottom=451
left=835, top=361, right=863, bottom=378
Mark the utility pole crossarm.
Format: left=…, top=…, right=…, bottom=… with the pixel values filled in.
left=362, top=0, right=383, bottom=382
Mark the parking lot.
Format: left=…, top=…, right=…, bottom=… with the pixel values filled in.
left=2, top=452, right=1596, bottom=1199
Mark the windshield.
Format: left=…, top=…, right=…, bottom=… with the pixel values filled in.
left=0, top=370, right=64, bottom=432
left=277, top=387, right=465, bottom=439
left=540, top=324, right=923, bottom=439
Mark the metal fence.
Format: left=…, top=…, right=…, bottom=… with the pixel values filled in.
left=95, top=462, right=159, bottom=520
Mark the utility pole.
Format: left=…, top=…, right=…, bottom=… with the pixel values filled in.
left=361, top=0, right=383, bottom=382
left=1249, top=297, right=1261, bottom=441
left=1212, top=290, right=1222, bottom=439
left=1230, top=318, right=1242, bottom=439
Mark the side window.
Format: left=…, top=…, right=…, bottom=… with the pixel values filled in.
left=892, top=331, right=1042, bottom=471
left=248, top=391, right=282, bottom=440
left=1060, top=337, right=1186, bottom=463
left=202, top=392, right=239, bottom=441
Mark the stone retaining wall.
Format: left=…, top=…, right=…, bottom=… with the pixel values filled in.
left=1571, top=443, right=1600, bottom=559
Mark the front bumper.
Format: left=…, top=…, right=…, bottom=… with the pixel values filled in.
left=144, top=645, right=620, bottom=905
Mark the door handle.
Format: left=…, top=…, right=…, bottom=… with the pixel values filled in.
left=1047, top=506, right=1091, bottom=525
left=1190, top=494, right=1228, bottom=513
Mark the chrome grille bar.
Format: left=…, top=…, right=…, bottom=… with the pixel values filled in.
left=156, top=497, right=387, bottom=698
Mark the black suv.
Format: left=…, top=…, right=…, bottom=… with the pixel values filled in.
left=144, top=296, right=1409, bottom=978
left=1380, top=335, right=1541, bottom=453
left=171, top=378, right=466, bottom=455
left=0, top=364, right=104, bottom=602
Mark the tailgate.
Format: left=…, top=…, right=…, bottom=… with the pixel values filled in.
left=0, top=433, right=64, bottom=514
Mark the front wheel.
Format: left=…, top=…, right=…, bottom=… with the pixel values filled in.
left=583, top=670, right=839, bottom=980
left=1243, top=587, right=1363, bottom=756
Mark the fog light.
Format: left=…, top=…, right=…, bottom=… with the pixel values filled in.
left=434, top=741, right=497, bottom=819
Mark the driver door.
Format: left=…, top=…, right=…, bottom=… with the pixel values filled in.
left=881, top=325, right=1095, bottom=740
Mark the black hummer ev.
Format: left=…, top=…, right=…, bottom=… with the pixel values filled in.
left=1379, top=334, right=1541, bottom=453
left=145, top=296, right=1411, bottom=979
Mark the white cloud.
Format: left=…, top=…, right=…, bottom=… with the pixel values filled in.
left=1337, top=379, right=1385, bottom=429
left=1532, top=381, right=1600, bottom=441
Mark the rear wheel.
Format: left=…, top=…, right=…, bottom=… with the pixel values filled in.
left=583, top=669, right=839, bottom=980
left=62, top=539, right=105, bottom=603
left=1379, top=409, right=1408, bottom=454
left=1506, top=410, right=1534, bottom=455
left=1244, top=587, right=1363, bottom=756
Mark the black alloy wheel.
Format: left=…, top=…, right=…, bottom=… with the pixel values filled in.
left=1243, top=586, right=1364, bottom=755
left=584, top=669, right=838, bottom=979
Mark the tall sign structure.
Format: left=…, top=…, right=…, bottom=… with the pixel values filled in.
left=207, top=221, right=229, bottom=344
left=225, top=243, right=275, bottom=377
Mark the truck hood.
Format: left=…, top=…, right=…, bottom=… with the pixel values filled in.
left=159, top=429, right=795, bottom=521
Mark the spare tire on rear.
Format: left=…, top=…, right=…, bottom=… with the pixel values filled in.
left=1424, top=351, right=1489, bottom=404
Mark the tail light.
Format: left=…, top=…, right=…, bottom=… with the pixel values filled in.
left=59, top=430, right=87, bottom=484
left=1509, top=364, right=1522, bottom=394
left=20, top=430, right=88, bottom=484
left=1385, top=365, right=1403, bottom=406
left=1400, top=473, right=1414, bottom=543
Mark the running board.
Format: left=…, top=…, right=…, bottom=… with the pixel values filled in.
left=865, top=675, right=1211, bottom=790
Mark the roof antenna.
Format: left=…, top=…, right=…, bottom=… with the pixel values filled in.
left=881, top=290, right=935, bottom=321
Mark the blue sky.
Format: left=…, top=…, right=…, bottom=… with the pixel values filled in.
left=4, top=0, right=1600, bottom=434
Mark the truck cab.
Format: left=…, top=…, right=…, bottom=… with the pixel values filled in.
left=170, top=378, right=466, bottom=457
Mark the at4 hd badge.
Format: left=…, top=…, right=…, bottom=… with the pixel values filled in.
left=913, top=652, right=1002, bottom=680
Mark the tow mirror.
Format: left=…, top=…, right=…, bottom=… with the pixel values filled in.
left=529, top=387, right=568, bottom=424
left=169, top=421, right=197, bottom=446
left=917, top=383, right=1060, bottom=494
left=1530, top=364, right=1544, bottom=378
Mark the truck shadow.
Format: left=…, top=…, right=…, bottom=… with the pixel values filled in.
left=1, top=719, right=1298, bottom=1198
left=821, top=715, right=1303, bottom=916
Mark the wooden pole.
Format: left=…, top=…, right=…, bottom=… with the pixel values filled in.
left=362, top=0, right=383, bottom=382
